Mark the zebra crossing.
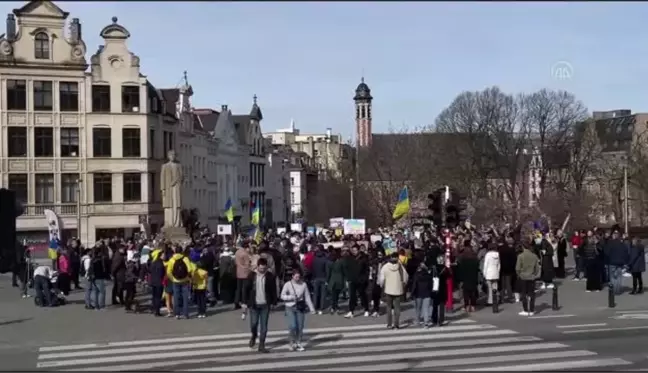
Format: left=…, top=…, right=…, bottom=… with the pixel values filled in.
left=35, top=318, right=632, bottom=371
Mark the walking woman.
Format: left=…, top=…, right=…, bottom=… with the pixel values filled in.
left=281, top=267, right=315, bottom=352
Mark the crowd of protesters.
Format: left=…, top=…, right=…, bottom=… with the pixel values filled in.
left=9, top=221, right=645, bottom=353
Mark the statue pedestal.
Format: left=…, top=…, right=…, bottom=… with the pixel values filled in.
left=162, top=226, right=191, bottom=245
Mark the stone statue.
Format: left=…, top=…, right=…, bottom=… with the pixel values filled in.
left=161, top=150, right=183, bottom=228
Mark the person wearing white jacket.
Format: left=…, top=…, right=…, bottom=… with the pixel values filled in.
left=483, top=246, right=501, bottom=305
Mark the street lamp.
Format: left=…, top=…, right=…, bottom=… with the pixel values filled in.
left=350, top=177, right=354, bottom=219
left=75, top=178, right=82, bottom=241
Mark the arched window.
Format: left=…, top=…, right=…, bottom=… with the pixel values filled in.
left=35, top=32, right=49, bottom=59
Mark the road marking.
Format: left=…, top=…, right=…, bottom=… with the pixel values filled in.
left=557, top=323, right=607, bottom=329
left=38, top=318, right=475, bottom=352
left=64, top=336, right=539, bottom=372
left=188, top=343, right=573, bottom=371
left=529, top=314, right=575, bottom=319
left=563, top=325, right=648, bottom=334
left=458, top=358, right=632, bottom=371
left=616, top=309, right=648, bottom=314
left=611, top=313, right=648, bottom=320
left=38, top=325, right=505, bottom=362
left=37, top=320, right=633, bottom=372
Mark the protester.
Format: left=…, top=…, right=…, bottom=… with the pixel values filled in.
left=379, top=253, right=408, bottom=329
left=243, top=257, right=277, bottom=353
left=280, top=267, right=315, bottom=351
left=516, top=241, right=541, bottom=316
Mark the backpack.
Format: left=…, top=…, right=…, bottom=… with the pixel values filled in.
left=125, top=261, right=138, bottom=283
left=219, top=255, right=235, bottom=278
left=172, top=256, right=189, bottom=280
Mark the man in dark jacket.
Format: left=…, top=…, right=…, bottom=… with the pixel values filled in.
left=149, top=251, right=166, bottom=316
left=242, top=258, right=277, bottom=353
left=110, top=246, right=126, bottom=306
left=311, top=245, right=330, bottom=314
left=604, top=231, right=630, bottom=295
left=628, top=238, right=645, bottom=294
left=343, top=245, right=370, bottom=318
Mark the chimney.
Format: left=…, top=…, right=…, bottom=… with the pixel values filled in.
left=221, top=104, right=228, bottom=111
left=6, top=14, right=15, bottom=42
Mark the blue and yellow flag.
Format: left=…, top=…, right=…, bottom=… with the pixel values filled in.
left=251, top=204, right=260, bottom=226
left=392, top=186, right=410, bottom=220
left=224, top=198, right=234, bottom=223
left=253, top=226, right=263, bottom=244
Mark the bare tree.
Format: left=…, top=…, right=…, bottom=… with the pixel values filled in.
left=520, top=89, right=588, bottom=192
left=434, top=87, right=530, bottom=216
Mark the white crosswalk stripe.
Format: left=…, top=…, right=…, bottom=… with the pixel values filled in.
left=35, top=318, right=632, bottom=371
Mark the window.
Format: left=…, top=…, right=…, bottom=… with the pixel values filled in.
left=6, top=79, right=26, bottom=110
left=92, top=85, right=111, bottom=112
left=290, top=192, right=295, bottom=205
left=92, top=128, right=111, bottom=157
left=163, top=131, right=174, bottom=155
left=61, top=174, right=79, bottom=203
left=34, top=32, right=49, bottom=59
left=34, top=128, right=54, bottom=157
left=60, top=128, right=79, bottom=157
left=122, top=128, right=141, bottom=157
left=149, top=172, right=156, bottom=202
left=123, top=173, right=141, bottom=201
left=121, top=86, right=140, bottom=112
left=93, top=173, right=112, bottom=202
left=59, top=82, right=79, bottom=111
left=7, top=127, right=27, bottom=157
left=290, top=177, right=294, bottom=186
left=8, top=174, right=28, bottom=203
left=33, top=81, right=53, bottom=111
left=149, top=129, right=155, bottom=158
left=35, top=174, right=54, bottom=203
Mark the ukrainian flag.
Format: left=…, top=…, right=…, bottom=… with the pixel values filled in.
left=392, top=186, right=410, bottom=220
left=253, top=226, right=263, bottom=244
left=251, top=204, right=260, bottom=226
left=47, top=239, right=59, bottom=260
left=224, top=198, right=234, bottom=223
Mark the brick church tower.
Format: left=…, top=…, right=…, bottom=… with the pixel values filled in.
left=354, top=77, right=373, bottom=147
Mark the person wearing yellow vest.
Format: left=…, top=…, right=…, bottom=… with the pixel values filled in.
left=193, top=263, right=209, bottom=318
left=166, top=246, right=195, bottom=319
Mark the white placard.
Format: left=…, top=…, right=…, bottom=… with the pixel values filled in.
left=329, top=217, right=344, bottom=228
left=290, top=223, right=303, bottom=232
left=370, top=234, right=383, bottom=244
left=343, top=219, right=366, bottom=235
left=217, top=224, right=232, bottom=235
left=277, top=227, right=287, bottom=234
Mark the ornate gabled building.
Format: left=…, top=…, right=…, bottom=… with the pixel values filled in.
left=0, top=1, right=188, bottom=245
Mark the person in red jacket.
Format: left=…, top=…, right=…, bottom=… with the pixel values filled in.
left=571, top=231, right=585, bottom=280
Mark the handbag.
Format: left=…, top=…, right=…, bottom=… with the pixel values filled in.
left=290, top=281, right=308, bottom=312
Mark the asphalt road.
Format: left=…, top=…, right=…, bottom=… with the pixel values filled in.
left=2, top=268, right=648, bottom=371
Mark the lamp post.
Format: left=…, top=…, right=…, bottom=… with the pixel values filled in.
left=350, top=178, right=355, bottom=219
left=75, top=178, right=82, bottom=242
left=624, top=164, right=629, bottom=234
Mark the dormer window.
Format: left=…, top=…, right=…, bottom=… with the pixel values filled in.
left=34, top=32, right=49, bottom=60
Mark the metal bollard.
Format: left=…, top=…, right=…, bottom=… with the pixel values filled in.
left=552, top=285, right=560, bottom=311
left=608, top=283, right=616, bottom=308
left=492, top=289, right=499, bottom=313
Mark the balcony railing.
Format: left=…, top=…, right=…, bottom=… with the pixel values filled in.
left=21, top=204, right=78, bottom=217
left=19, top=202, right=161, bottom=218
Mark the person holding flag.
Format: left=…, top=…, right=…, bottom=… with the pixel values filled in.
left=392, top=186, right=410, bottom=220
left=225, top=198, right=234, bottom=223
